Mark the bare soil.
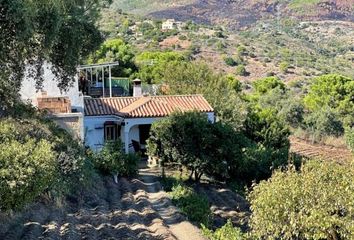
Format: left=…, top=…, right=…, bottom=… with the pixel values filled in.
left=0, top=166, right=206, bottom=240
left=290, top=137, right=353, bottom=164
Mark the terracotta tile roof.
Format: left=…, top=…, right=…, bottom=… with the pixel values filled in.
left=84, top=95, right=213, bottom=118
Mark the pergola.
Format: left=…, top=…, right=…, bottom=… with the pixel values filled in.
left=77, top=62, right=119, bottom=98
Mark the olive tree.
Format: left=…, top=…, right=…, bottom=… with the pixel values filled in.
left=0, top=0, right=109, bottom=110
left=248, top=160, right=354, bottom=240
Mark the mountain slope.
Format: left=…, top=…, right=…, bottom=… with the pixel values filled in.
left=112, top=0, right=354, bottom=28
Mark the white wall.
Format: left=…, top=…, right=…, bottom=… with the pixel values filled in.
left=207, top=112, right=215, bottom=123
left=20, top=63, right=84, bottom=113
left=84, top=114, right=214, bottom=153
left=84, top=115, right=123, bottom=151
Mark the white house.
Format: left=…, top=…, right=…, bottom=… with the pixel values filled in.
left=84, top=81, right=215, bottom=153
left=20, top=63, right=215, bottom=154
left=162, top=19, right=184, bottom=31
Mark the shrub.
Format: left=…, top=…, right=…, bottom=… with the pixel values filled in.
left=345, top=127, right=354, bottom=153
left=279, top=61, right=290, bottom=73
left=202, top=219, right=245, bottom=240
left=0, top=117, right=87, bottom=209
left=0, top=139, right=56, bottom=210
left=224, top=57, right=237, bottom=66
left=253, top=77, right=286, bottom=95
left=248, top=160, right=354, bottom=240
left=304, top=107, right=344, bottom=141
left=235, top=65, right=247, bottom=76
left=93, top=140, right=139, bottom=176
left=171, top=184, right=212, bottom=226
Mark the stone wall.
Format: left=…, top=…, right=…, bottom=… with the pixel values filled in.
left=50, top=113, right=84, bottom=141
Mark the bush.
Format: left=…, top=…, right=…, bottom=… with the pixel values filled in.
left=304, top=107, right=344, bottom=141
left=93, top=140, right=139, bottom=176
left=345, top=127, right=354, bottom=153
left=0, top=117, right=87, bottom=210
left=248, top=160, right=354, bottom=240
left=279, top=61, right=290, bottom=73
left=224, top=57, right=237, bottom=66
left=202, top=219, right=245, bottom=240
left=0, top=139, right=56, bottom=210
left=171, top=184, right=212, bottom=226
left=235, top=65, right=247, bottom=76
left=253, top=77, right=286, bottom=95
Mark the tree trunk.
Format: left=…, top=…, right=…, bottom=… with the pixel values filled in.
left=189, top=169, right=194, bottom=181
left=113, top=173, right=118, bottom=184
left=194, top=171, right=203, bottom=182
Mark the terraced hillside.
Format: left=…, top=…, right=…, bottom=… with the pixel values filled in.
left=0, top=167, right=250, bottom=240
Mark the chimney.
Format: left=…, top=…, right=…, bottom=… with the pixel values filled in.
left=133, top=79, right=142, bottom=97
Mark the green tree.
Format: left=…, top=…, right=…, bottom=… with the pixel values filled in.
left=135, top=51, right=186, bottom=84
left=147, top=111, right=213, bottom=182
left=162, top=62, right=247, bottom=130
left=304, top=74, right=354, bottom=126
left=248, top=160, right=354, bottom=240
left=304, top=107, right=344, bottom=141
left=89, top=38, right=136, bottom=77
left=253, top=76, right=286, bottom=95
left=0, top=138, right=56, bottom=210
left=0, top=0, right=108, bottom=110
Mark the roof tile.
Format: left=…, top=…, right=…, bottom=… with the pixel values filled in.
left=84, top=95, right=213, bottom=118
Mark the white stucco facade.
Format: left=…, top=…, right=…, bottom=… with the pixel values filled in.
left=84, top=112, right=215, bottom=153
left=20, top=64, right=84, bottom=113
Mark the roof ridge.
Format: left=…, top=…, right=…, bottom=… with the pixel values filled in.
left=119, top=96, right=152, bottom=114
left=154, top=97, right=189, bottom=111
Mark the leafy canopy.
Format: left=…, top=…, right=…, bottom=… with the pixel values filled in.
left=304, top=74, right=354, bottom=125
left=0, top=0, right=109, bottom=109
left=88, top=38, right=136, bottom=77
left=134, top=51, right=186, bottom=84
left=248, top=160, right=354, bottom=240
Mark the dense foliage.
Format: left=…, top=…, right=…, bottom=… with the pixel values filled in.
left=248, top=160, right=354, bottom=240
left=92, top=140, right=139, bottom=176
left=0, top=137, right=56, bottom=210
left=88, top=38, right=137, bottom=77
left=0, top=109, right=88, bottom=210
left=0, top=0, right=108, bottom=110
left=304, top=74, right=354, bottom=126
left=135, top=51, right=187, bottom=84
left=170, top=184, right=212, bottom=226
left=147, top=111, right=289, bottom=182
left=202, top=219, right=245, bottom=240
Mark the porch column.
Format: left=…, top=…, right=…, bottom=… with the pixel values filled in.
left=124, top=131, right=129, bottom=154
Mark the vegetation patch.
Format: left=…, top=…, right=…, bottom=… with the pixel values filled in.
left=170, top=183, right=212, bottom=227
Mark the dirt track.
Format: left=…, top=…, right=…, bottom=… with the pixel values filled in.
left=0, top=167, right=205, bottom=240
left=290, top=137, right=353, bottom=163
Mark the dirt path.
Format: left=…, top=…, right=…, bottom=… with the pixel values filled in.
left=0, top=167, right=205, bottom=240
left=138, top=168, right=205, bottom=240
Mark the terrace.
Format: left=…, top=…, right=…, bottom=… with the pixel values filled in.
left=78, top=62, right=130, bottom=98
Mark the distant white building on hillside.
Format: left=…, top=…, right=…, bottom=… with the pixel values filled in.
left=162, top=19, right=184, bottom=30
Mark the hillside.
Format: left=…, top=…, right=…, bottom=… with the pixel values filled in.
left=112, top=0, right=354, bottom=29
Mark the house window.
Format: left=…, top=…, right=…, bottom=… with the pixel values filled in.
left=104, top=122, right=120, bottom=142
left=139, top=124, right=151, bottom=144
